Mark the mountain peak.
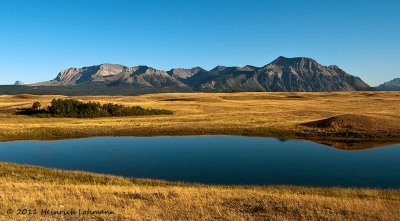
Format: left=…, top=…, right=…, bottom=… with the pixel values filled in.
left=167, top=67, right=206, bottom=79
left=240, top=65, right=257, bottom=71
left=211, top=65, right=228, bottom=71
left=376, top=78, right=400, bottom=91
left=271, top=56, right=318, bottom=66
left=99, top=63, right=125, bottom=69
left=14, top=80, right=24, bottom=86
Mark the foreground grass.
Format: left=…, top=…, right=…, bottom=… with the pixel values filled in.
left=0, top=162, right=399, bottom=221
left=1, top=92, right=400, bottom=149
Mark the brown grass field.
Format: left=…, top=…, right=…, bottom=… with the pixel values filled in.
left=1, top=92, right=400, bottom=220
left=0, top=92, right=399, bottom=149
left=0, top=162, right=399, bottom=221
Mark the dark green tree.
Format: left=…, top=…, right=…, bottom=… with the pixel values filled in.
left=32, top=101, right=42, bottom=111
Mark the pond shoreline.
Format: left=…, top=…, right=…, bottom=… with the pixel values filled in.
left=1, top=128, right=399, bottom=150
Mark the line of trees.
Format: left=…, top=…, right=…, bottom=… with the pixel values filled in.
left=21, top=99, right=173, bottom=118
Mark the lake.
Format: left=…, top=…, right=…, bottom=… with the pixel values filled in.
left=0, top=136, right=399, bottom=188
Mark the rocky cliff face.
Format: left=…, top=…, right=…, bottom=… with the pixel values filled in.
left=50, top=64, right=126, bottom=85
left=376, top=78, right=400, bottom=91
left=31, top=57, right=372, bottom=92
left=107, top=66, right=188, bottom=88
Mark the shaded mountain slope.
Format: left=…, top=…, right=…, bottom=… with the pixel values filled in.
left=376, top=78, right=400, bottom=91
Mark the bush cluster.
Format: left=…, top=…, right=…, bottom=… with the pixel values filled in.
left=22, top=99, right=173, bottom=118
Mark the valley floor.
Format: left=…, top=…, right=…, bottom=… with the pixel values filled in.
left=0, top=162, right=399, bottom=221
left=0, top=92, right=400, bottom=149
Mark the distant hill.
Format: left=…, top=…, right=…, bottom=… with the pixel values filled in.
left=376, top=78, right=400, bottom=91
left=2, top=57, right=373, bottom=95
left=14, top=80, right=24, bottom=86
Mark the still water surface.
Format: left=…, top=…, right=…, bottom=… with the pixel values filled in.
left=0, top=136, right=399, bottom=188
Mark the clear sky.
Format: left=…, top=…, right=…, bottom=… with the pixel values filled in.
left=0, top=0, right=399, bottom=86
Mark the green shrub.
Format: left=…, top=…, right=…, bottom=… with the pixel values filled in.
left=32, top=101, right=42, bottom=111
left=22, top=99, right=173, bottom=118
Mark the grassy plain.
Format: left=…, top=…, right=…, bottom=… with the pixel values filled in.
left=0, top=92, right=399, bottom=149
left=1, top=92, right=400, bottom=220
left=0, top=162, right=399, bottom=221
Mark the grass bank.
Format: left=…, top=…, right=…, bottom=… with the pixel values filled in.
left=0, top=162, right=399, bottom=221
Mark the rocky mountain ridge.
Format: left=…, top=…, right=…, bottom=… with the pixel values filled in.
left=29, top=56, right=372, bottom=92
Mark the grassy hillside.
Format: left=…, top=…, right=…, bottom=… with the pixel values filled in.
left=0, top=92, right=400, bottom=149
left=0, top=162, right=399, bottom=221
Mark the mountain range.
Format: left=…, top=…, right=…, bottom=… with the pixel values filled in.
left=25, top=56, right=371, bottom=93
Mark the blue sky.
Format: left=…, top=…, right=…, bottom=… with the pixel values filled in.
left=0, top=0, right=399, bottom=86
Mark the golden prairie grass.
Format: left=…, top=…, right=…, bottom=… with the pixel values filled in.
left=0, top=92, right=399, bottom=145
left=0, top=162, right=399, bottom=221
left=1, top=92, right=400, bottom=220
